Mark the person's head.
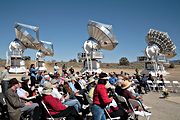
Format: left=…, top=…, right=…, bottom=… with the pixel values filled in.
left=8, top=78, right=19, bottom=90
left=5, top=65, right=10, bottom=70
left=50, top=79, right=58, bottom=88
left=44, top=74, right=51, bottom=81
left=30, top=64, right=35, bottom=68
left=42, top=82, right=53, bottom=95
left=55, top=63, right=57, bottom=66
left=98, top=72, right=108, bottom=85
left=121, top=80, right=132, bottom=89
left=88, top=77, right=96, bottom=85
left=157, top=73, right=160, bottom=77
left=148, top=74, right=152, bottom=77
left=21, top=75, right=29, bottom=83
left=160, top=74, right=163, bottom=78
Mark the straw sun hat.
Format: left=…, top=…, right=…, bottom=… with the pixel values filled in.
left=121, top=80, right=132, bottom=89
left=42, top=82, right=53, bottom=95
left=87, top=77, right=95, bottom=84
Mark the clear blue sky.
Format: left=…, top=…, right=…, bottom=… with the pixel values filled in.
left=0, top=0, right=180, bottom=63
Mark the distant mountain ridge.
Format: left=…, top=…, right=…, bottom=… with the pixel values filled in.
left=170, top=59, right=180, bottom=64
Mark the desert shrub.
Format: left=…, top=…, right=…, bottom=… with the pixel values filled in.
left=169, top=63, right=175, bottom=68
left=119, top=57, right=129, bottom=66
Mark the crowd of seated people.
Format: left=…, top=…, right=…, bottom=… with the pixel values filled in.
left=1, top=64, right=157, bottom=120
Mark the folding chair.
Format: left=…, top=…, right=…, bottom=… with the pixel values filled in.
left=147, top=80, right=156, bottom=91
left=105, top=108, right=121, bottom=120
left=164, top=81, right=173, bottom=91
left=172, top=81, right=180, bottom=92
left=41, top=100, right=65, bottom=120
left=116, top=95, right=135, bottom=120
left=128, top=99, right=151, bottom=120
left=37, top=87, right=65, bottom=120
left=156, top=80, right=164, bottom=91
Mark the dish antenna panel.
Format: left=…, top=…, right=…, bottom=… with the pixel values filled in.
left=7, top=22, right=54, bottom=73
left=78, top=20, right=118, bottom=73
left=141, top=29, right=176, bottom=76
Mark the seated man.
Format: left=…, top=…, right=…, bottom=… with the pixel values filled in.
left=5, top=78, right=39, bottom=120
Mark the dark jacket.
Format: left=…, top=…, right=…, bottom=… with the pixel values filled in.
left=5, top=88, right=26, bottom=120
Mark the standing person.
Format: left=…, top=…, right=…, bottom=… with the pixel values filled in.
left=1, top=65, right=10, bottom=80
left=92, top=72, right=113, bottom=120
left=29, top=64, right=38, bottom=87
left=69, top=66, right=74, bottom=75
left=1, top=65, right=10, bottom=94
left=54, top=63, right=60, bottom=74
left=62, top=64, right=67, bottom=75
left=5, top=78, right=39, bottom=120
left=159, top=74, right=165, bottom=86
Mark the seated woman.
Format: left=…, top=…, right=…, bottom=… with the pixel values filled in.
left=50, top=79, right=81, bottom=112
left=42, top=82, right=80, bottom=120
left=115, top=80, right=151, bottom=111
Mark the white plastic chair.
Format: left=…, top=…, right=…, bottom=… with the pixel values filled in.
left=164, top=81, right=173, bottom=91
left=147, top=80, right=156, bottom=91
left=116, top=95, right=135, bottom=120
left=41, top=100, right=55, bottom=120
left=128, top=99, right=151, bottom=120
left=172, top=81, right=180, bottom=92
left=105, top=108, right=121, bottom=120
left=172, top=81, right=180, bottom=87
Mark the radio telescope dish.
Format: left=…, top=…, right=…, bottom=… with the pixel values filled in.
left=7, top=22, right=54, bottom=73
left=15, top=23, right=41, bottom=50
left=78, top=20, right=118, bottom=74
left=141, top=28, right=177, bottom=76
left=88, top=20, right=118, bottom=50
left=146, top=29, right=176, bottom=58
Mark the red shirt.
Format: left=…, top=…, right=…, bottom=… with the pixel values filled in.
left=43, top=95, right=67, bottom=115
left=93, top=84, right=112, bottom=108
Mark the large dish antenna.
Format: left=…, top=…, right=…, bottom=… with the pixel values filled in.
left=146, top=29, right=176, bottom=58
left=15, top=22, right=41, bottom=50
left=79, top=20, right=118, bottom=73
left=7, top=22, right=54, bottom=73
left=88, top=20, right=118, bottom=50
left=141, top=28, right=177, bottom=76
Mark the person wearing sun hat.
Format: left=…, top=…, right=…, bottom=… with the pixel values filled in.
left=116, top=80, right=152, bottom=109
left=87, top=77, right=97, bottom=100
left=115, top=80, right=138, bottom=100
left=42, top=82, right=80, bottom=119
left=92, top=72, right=113, bottom=120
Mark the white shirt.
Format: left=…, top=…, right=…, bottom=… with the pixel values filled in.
left=51, top=87, right=65, bottom=102
left=54, top=65, right=60, bottom=73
